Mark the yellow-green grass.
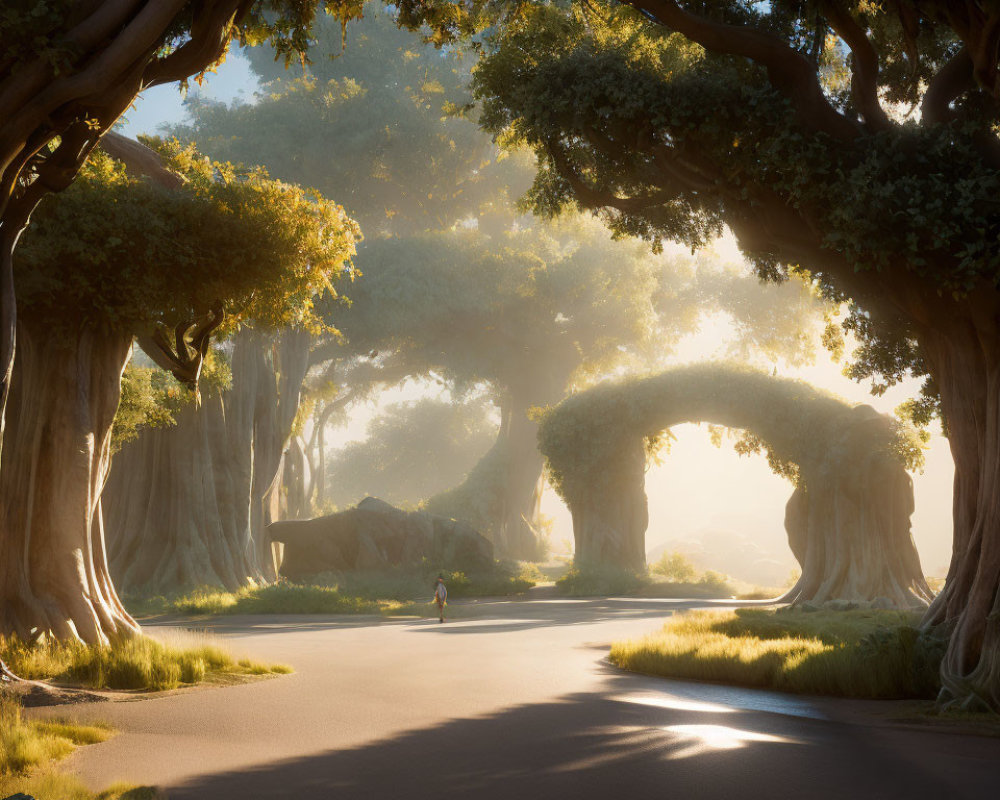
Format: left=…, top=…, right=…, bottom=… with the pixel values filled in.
left=126, top=565, right=537, bottom=618
left=610, top=608, right=943, bottom=699
left=555, top=564, right=736, bottom=598
left=1, top=630, right=290, bottom=692
left=0, top=774, right=161, bottom=800
left=0, top=695, right=160, bottom=799
left=0, top=695, right=111, bottom=775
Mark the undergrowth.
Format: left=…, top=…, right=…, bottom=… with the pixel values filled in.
left=126, top=563, right=538, bottom=617
left=556, top=564, right=736, bottom=598
left=610, top=608, right=944, bottom=699
left=0, top=631, right=290, bottom=692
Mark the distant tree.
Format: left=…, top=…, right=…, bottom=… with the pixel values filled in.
left=175, top=8, right=829, bottom=559
left=172, top=5, right=521, bottom=237
left=394, top=0, right=1000, bottom=709
left=329, top=218, right=824, bottom=557
left=0, top=136, right=357, bottom=643
left=321, top=396, right=498, bottom=510
left=105, top=327, right=316, bottom=595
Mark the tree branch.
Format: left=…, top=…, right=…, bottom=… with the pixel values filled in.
left=624, top=0, right=859, bottom=139
left=144, top=1, right=250, bottom=87
left=821, top=1, right=892, bottom=132
left=99, top=132, right=186, bottom=189
left=921, top=47, right=974, bottom=124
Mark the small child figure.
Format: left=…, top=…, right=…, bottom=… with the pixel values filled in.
left=433, top=575, right=448, bottom=623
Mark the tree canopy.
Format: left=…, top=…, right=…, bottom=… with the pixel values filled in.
left=389, top=0, right=1000, bottom=418
left=389, top=0, right=1000, bottom=710
left=17, top=137, right=359, bottom=339
left=172, top=4, right=525, bottom=237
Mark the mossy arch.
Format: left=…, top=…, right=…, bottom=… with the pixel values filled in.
left=538, top=364, right=933, bottom=608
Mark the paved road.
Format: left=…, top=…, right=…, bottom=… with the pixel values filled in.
left=34, top=597, right=1000, bottom=799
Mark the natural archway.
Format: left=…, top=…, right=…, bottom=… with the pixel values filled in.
left=538, top=364, right=933, bottom=608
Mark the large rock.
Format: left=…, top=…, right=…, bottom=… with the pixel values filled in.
left=268, top=497, right=495, bottom=580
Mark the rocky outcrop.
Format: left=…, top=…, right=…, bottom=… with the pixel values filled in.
left=268, top=497, right=495, bottom=579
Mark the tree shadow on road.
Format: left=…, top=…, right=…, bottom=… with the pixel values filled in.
left=163, top=676, right=988, bottom=800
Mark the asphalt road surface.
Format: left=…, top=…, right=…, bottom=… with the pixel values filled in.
left=33, top=597, right=1000, bottom=800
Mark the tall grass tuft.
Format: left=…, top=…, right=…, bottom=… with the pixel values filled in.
left=0, top=694, right=161, bottom=799
left=610, top=608, right=944, bottom=699
left=0, top=632, right=289, bottom=692
left=0, top=694, right=112, bottom=775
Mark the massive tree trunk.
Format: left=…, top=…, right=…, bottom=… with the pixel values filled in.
left=0, top=319, right=138, bottom=644
left=570, top=440, right=649, bottom=571
left=917, top=295, right=1000, bottom=710
left=106, top=329, right=311, bottom=595
left=425, top=388, right=549, bottom=561
left=780, top=422, right=930, bottom=608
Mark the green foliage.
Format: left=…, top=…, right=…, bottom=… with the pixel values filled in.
left=0, top=633, right=287, bottom=691
left=126, top=563, right=536, bottom=616
left=650, top=551, right=697, bottom=582
left=112, top=347, right=235, bottom=451
left=111, top=365, right=178, bottom=453
left=175, top=5, right=828, bottom=392
left=610, top=608, right=945, bottom=700
left=173, top=4, right=525, bottom=237
left=538, top=363, right=924, bottom=505
left=556, top=565, right=650, bottom=597
left=2, top=2, right=369, bottom=87
left=16, top=140, right=359, bottom=337
left=395, top=0, right=1000, bottom=420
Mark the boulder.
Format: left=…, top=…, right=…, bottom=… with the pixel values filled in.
left=269, top=497, right=494, bottom=580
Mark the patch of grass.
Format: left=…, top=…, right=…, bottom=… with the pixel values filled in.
left=650, top=551, right=698, bottom=582
left=534, top=560, right=571, bottom=583
left=0, top=631, right=289, bottom=692
left=0, top=695, right=160, bottom=799
left=0, top=695, right=112, bottom=775
left=637, top=575, right=736, bottom=599
left=126, top=564, right=536, bottom=618
left=610, top=608, right=944, bottom=699
left=1, top=772, right=161, bottom=800
left=736, top=586, right=785, bottom=600
left=555, top=564, right=737, bottom=598
left=556, top=565, right=651, bottom=596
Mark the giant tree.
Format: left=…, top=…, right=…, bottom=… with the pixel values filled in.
left=106, top=327, right=317, bottom=594
left=393, top=0, right=1000, bottom=709
left=0, top=1, right=367, bottom=480
left=1, top=137, right=357, bottom=643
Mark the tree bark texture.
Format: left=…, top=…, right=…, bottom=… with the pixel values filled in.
left=0, top=320, right=138, bottom=644
left=916, top=297, right=1000, bottom=710
left=545, top=366, right=931, bottom=607
left=106, top=329, right=311, bottom=595
left=568, top=439, right=649, bottom=571
left=279, top=435, right=312, bottom=521
left=779, top=410, right=927, bottom=607
left=425, top=392, right=547, bottom=561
